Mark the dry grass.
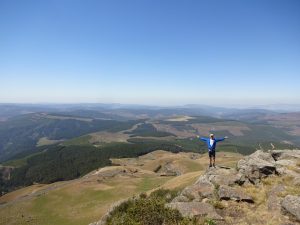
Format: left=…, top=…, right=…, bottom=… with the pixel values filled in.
left=243, top=184, right=268, bottom=205
left=89, top=131, right=130, bottom=144
left=152, top=123, right=195, bottom=138
left=158, top=171, right=202, bottom=190
left=191, top=122, right=251, bottom=137
left=209, top=199, right=226, bottom=209
left=243, top=175, right=296, bottom=205
left=0, top=184, right=47, bottom=204
left=165, top=116, right=195, bottom=122
left=36, top=137, right=63, bottom=147
left=45, top=114, right=93, bottom=122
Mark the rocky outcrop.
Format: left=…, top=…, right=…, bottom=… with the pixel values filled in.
left=166, top=202, right=223, bottom=220
left=237, top=150, right=277, bottom=184
left=204, top=167, right=245, bottom=186
left=167, top=150, right=300, bottom=225
left=89, top=150, right=300, bottom=225
left=271, top=150, right=300, bottom=161
left=281, top=195, right=300, bottom=221
left=175, top=176, right=215, bottom=202
left=218, top=185, right=254, bottom=203
left=154, top=162, right=182, bottom=176
left=92, top=167, right=139, bottom=180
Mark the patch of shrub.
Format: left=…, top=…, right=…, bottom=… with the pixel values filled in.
left=106, top=189, right=197, bottom=225
left=204, top=218, right=216, bottom=225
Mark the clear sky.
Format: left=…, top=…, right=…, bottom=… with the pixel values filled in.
left=0, top=0, right=299, bottom=106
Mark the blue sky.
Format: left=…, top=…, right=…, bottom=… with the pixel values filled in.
left=0, top=0, right=299, bottom=105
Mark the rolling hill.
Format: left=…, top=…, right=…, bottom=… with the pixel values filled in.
left=0, top=150, right=244, bottom=225
left=0, top=104, right=299, bottom=195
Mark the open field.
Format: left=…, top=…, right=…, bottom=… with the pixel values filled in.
left=191, top=122, right=251, bottom=136
left=165, top=116, right=195, bottom=122
left=36, top=137, right=64, bottom=147
left=44, top=114, right=93, bottom=122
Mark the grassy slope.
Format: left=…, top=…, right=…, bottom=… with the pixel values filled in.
left=0, top=151, right=243, bottom=225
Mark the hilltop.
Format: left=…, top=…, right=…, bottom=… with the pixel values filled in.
left=0, top=150, right=243, bottom=225
left=0, top=149, right=299, bottom=225
left=92, top=149, right=300, bottom=225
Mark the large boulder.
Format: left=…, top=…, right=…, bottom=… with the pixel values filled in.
left=281, top=195, right=300, bottom=221
left=174, top=176, right=214, bottom=202
left=166, top=202, right=223, bottom=220
left=204, top=167, right=245, bottom=186
left=160, top=162, right=182, bottom=176
left=252, top=150, right=276, bottom=163
left=275, top=159, right=297, bottom=167
left=218, top=185, right=254, bottom=203
left=237, top=150, right=277, bottom=184
left=271, top=150, right=300, bottom=161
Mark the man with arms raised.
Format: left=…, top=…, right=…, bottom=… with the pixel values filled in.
left=197, top=134, right=228, bottom=168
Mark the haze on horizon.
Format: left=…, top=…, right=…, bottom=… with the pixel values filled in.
left=1, top=0, right=299, bottom=106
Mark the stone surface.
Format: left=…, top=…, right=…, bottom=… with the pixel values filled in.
left=174, top=176, right=215, bottom=202
left=252, top=150, right=276, bottom=163
left=166, top=202, right=223, bottom=220
left=218, top=185, right=254, bottom=203
left=158, top=162, right=182, bottom=176
left=275, top=159, right=297, bottom=167
left=172, top=195, right=189, bottom=202
left=271, top=150, right=300, bottom=161
left=293, top=177, right=300, bottom=186
left=281, top=195, right=300, bottom=222
left=237, top=150, right=277, bottom=184
left=205, top=167, right=245, bottom=186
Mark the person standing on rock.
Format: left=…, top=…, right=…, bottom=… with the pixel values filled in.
left=197, top=134, right=228, bottom=168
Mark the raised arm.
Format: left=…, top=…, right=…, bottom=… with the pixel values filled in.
left=200, top=137, right=208, bottom=142
left=215, top=136, right=228, bottom=142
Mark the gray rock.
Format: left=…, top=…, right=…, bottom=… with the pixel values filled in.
left=172, top=195, right=189, bottom=202
left=93, top=167, right=135, bottom=179
left=218, top=185, right=254, bottom=203
left=178, top=177, right=215, bottom=202
left=190, top=153, right=201, bottom=160
left=281, top=195, right=300, bottom=221
left=237, top=151, right=277, bottom=184
left=252, top=150, right=276, bottom=163
left=205, top=167, right=245, bottom=186
left=293, top=177, right=300, bottom=186
left=275, top=159, right=297, bottom=167
left=166, top=202, right=223, bottom=220
left=275, top=167, right=300, bottom=179
left=271, top=150, right=300, bottom=161
left=183, top=184, right=214, bottom=201
left=158, top=162, right=182, bottom=176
